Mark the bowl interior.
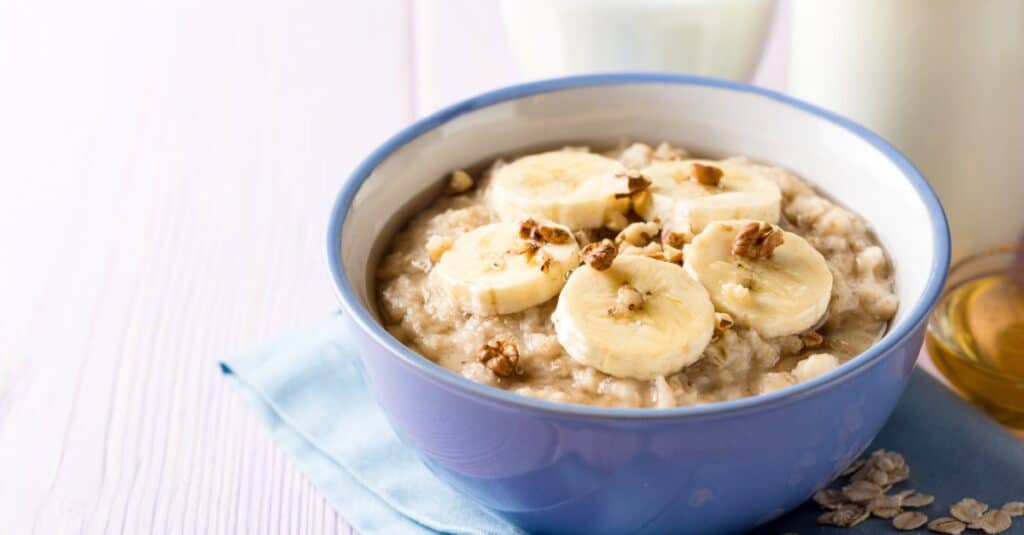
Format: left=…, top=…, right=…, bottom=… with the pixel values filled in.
left=333, top=77, right=946, bottom=408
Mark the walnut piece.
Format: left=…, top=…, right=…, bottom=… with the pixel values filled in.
left=518, top=218, right=572, bottom=244
left=446, top=169, right=474, bottom=194
left=581, top=239, right=617, bottom=271
left=613, top=169, right=652, bottom=199
left=662, top=230, right=688, bottom=249
left=801, top=331, right=824, bottom=349
left=608, top=284, right=644, bottom=315
left=691, top=163, right=723, bottom=186
left=477, top=339, right=519, bottom=377
left=732, top=221, right=784, bottom=259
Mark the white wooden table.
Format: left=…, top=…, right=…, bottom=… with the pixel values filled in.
left=3, top=1, right=981, bottom=533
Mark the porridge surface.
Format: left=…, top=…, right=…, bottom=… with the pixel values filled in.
left=376, top=142, right=898, bottom=408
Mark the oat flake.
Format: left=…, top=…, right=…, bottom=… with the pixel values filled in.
left=903, top=493, right=936, bottom=508
left=813, top=488, right=844, bottom=510
left=842, top=480, right=883, bottom=503
left=893, top=510, right=928, bottom=530
left=951, top=497, right=989, bottom=523
left=928, top=517, right=966, bottom=534
left=1002, top=501, right=1024, bottom=517
left=820, top=504, right=870, bottom=527
left=975, top=509, right=1012, bottom=534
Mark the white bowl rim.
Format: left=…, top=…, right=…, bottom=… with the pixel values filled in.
left=327, top=72, right=950, bottom=420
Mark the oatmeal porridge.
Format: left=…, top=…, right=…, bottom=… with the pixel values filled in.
left=376, top=141, right=898, bottom=408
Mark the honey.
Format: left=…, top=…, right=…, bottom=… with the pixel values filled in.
left=927, top=249, right=1024, bottom=428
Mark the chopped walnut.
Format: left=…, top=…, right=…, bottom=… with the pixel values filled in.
left=477, top=339, right=519, bottom=377
left=732, top=221, right=785, bottom=259
left=445, top=169, right=474, bottom=194
left=691, top=163, right=723, bottom=187
left=511, top=240, right=541, bottom=261
left=613, top=169, right=652, bottom=199
left=801, top=331, right=824, bottom=349
left=662, top=230, right=688, bottom=249
left=518, top=219, right=572, bottom=244
left=539, top=258, right=552, bottom=273
left=581, top=239, right=617, bottom=271
left=608, top=284, right=644, bottom=315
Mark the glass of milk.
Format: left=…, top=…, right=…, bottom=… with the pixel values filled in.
left=501, top=0, right=776, bottom=81
left=787, top=0, right=1024, bottom=260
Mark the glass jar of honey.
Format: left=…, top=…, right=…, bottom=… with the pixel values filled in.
left=927, top=245, right=1024, bottom=428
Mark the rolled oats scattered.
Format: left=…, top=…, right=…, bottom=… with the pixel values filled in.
left=1002, top=501, right=1024, bottom=517
left=871, top=494, right=903, bottom=509
left=974, top=509, right=1012, bottom=534
left=903, top=493, right=936, bottom=508
left=868, top=493, right=904, bottom=518
left=842, top=480, right=884, bottom=503
left=928, top=517, right=966, bottom=534
left=872, top=506, right=903, bottom=519
left=813, top=488, right=844, bottom=510
left=819, top=504, right=870, bottom=527
left=888, top=464, right=911, bottom=485
left=950, top=498, right=988, bottom=523
left=876, top=454, right=898, bottom=472
left=884, top=452, right=907, bottom=470
left=868, top=467, right=891, bottom=487
left=893, top=511, right=929, bottom=530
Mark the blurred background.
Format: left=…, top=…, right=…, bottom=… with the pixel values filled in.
left=1, top=0, right=1021, bottom=532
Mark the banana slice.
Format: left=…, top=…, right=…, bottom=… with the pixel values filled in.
left=683, top=220, right=833, bottom=338
left=489, top=150, right=629, bottom=229
left=636, top=159, right=782, bottom=234
left=429, top=220, right=580, bottom=315
left=552, top=255, right=715, bottom=379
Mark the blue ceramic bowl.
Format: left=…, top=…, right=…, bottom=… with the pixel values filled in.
left=327, top=74, right=950, bottom=534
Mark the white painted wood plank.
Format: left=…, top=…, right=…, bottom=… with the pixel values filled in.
left=0, top=0, right=412, bottom=532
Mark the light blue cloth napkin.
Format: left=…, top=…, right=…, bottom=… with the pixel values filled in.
left=219, top=314, right=522, bottom=535
left=222, top=314, right=1024, bottom=535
